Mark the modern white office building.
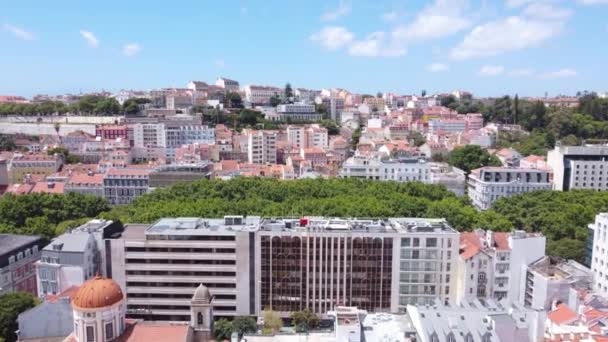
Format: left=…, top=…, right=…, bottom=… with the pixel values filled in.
left=548, top=144, right=608, bottom=191
left=276, top=103, right=322, bottom=121
left=132, top=123, right=166, bottom=149
left=107, top=216, right=459, bottom=321
left=107, top=216, right=259, bottom=321
left=456, top=230, right=546, bottom=305
left=467, top=167, right=552, bottom=210
left=215, top=77, right=239, bottom=92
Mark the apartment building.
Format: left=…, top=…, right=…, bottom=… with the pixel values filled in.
left=464, top=113, right=484, bottom=131
left=287, top=126, right=328, bottom=149
left=548, top=144, right=608, bottom=191
left=247, top=130, right=277, bottom=164
left=9, top=153, right=63, bottom=184
left=65, top=171, right=104, bottom=197
left=215, top=77, right=240, bottom=92
left=107, top=216, right=258, bottom=321
left=164, top=124, right=215, bottom=161
left=340, top=156, right=431, bottom=183
left=132, top=123, right=166, bottom=148
left=0, top=234, right=44, bottom=295
left=256, top=217, right=458, bottom=316
left=243, top=85, right=281, bottom=105
left=456, top=230, right=546, bottom=304
left=103, top=168, right=151, bottom=205
left=295, top=88, right=321, bottom=102
left=590, top=213, right=608, bottom=296
left=428, top=119, right=467, bottom=134
left=276, top=103, right=322, bottom=121
left=36, top=219, right=122, bottom=298
left=467, top=167, right=552, bottom=210
left=523, top=256, right=592, bottom=311
left=95, top=125, right=130, bottom=141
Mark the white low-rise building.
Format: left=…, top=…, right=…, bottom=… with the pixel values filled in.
left=243, top=85, right=282, bottom=106
left=340, top=156, right=431, bottom=183
left=457, top=230, right=546, bottom=304
left=276, top=103, right=322, bottom=121
left=467, top=167, right=552, bottom=210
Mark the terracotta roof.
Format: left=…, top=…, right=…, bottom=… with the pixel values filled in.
left=118, top=322, right=189, bottom=342
left=46, top=285, right=80, bottom=303
left=460, top=232, right=482, bottom=260
left=72, top=276, right=124, bottom=310
left=107, top=168, right=152, bottom=176
left=5, top=183, right=34, bottom=195
left=31, top=181, right=65, bottom=194
left=68, top=172, right=104, bottom=186
left=548, top=304, right=578, bottom=325
left=493, top=233, right=510, bottom=250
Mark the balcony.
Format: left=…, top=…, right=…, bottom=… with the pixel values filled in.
left=125, top=252, right=236, bottom=261
left=125, top=240, right=236, bottom=249
left=126, top=275, right=236, bottom=284
left=125, top=264, right=236, bottom=273
left=127, top=297, right=236, bottom=307
left=127, top=286, right=237, bottom=296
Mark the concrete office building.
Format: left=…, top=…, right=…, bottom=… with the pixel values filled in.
left=548, top=144, right=608, bottom=191
left=0, top=234, right=44, bottom=295
left=256, top=217, right=458, bottom=317
left=108, top=216, right=459, bottom=321
left=36, top=219, right=122, bottom=297
left=276, top=103, right=322, bottom=121
left=467, top=167, right=552, bottom=210
left=107, top=216, right=258, bottom=321
left=103, top=168, right=151, bottom=205
left=457, top=230, right=546, bottom=304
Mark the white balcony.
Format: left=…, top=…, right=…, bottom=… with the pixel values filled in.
left=125, top=263, right=236, bottom=273
left=126, top=274, right=236, bottom=284
left=125, top=252, right=236, bottom=261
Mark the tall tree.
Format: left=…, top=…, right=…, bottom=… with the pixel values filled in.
left=284, top=83, right=294, bottom=103
left=448, top=145, right=502, bottom=174
left=0, top=292, right=38, bottom=342
left=513, top=94, right=519, bottom=125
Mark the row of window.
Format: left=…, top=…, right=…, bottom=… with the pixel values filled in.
left=7, top=246, right=38, bottom=264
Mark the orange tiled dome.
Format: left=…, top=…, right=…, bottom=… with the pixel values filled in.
left=72, top=276, right=124, bottom=309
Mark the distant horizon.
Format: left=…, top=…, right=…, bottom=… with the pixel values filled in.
left=2, top=1, right=608, bottom=98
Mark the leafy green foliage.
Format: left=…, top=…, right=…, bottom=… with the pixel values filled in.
left=0, top=292, right=38, bottom=342
left=447, top=145, right=502, bottom=174
left=263, top=310, right=283, bottom=333
left=0, top=135, right=16, bottom=151
left=350, top=128, right=361, bottom=150
left=319, top=120, right=340, bottom=135
left=408, top=131, right=426, bottom=147
left=213, top=318, right=233, bottom=341
left=291, top=309, right=319, bottom=332
left=0, top=193, right=109, bottom=239
left=495, top=131, right=554, bottom=157
left=224, top=92, right=243, bottom=109
left=232, top=316, right=257, bottom=336
left=269, top=95, right=281, bottom=107
left=47, top=147, right=81, bottom=164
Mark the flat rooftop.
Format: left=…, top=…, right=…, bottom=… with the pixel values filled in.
left=146, top=216, right=261, bottom=235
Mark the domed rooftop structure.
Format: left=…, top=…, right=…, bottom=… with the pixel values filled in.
left=192, top=283, right=211, bottom=303
left=72, top=276, right=124, bottom=309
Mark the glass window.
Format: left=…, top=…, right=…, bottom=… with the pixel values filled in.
left=86, top=326, right=95, bottom=342
left=105, top=322, right=114, bottom=340
left=426, top=238, right=437, bottom=247
left=402, top=238, right=410, bottom=247
left=413, top=238, right=420, bottom=247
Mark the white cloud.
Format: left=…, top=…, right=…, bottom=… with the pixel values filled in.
left=450, top=16, right=564, bottom=59
left=310, top=26, right=354, bottom=50
left=508, top=68, right=534, bottom=77
left=321, top=1, right=351, bottom=21
left=523, top=3, right=572, bottom=20
left=505, top=0, right=534, bottom=8
left=122, top=43, right=142, bottom=57
left=479, top=65, right=505, bottom=76
left=348, top=32, right=406, bottom=57
left=381, top=11, right=399, bottom=22
left=392, top=0, right=471, bottom=41
left=427, top=63, right=449, bottom=72
left=540, top=68, right=578, bottom=79
left=215, top=59, right=225, bottom=68
left=79, top=30, right=99, bottom=48
left=578, top=0, right=608, bottom=4
left=3, top=23, right=34, bottom=40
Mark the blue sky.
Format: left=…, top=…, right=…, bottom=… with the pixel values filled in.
left=1, top=0, right=607, bottom=98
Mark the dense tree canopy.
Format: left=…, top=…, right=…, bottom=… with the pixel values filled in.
left=448, top=145, right=502, bottom=174
left=0, top=292, right=38, bottom=342
left=0, top=193, right=109, bottom=239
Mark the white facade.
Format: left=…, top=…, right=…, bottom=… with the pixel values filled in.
left=243, top=85, right=281, bottom=105
left=340, top=156, right=431, bottom=183
left=215, top=77, right=239, bottom=92
left=548, top=145, right=608, bottom=191
left=467, top=167, right=552, bottom=210
left=591, top=213, right=608, bottom=296
left=428, top=119, right=467, bottom=134
left=247, top=130, right=277, bottom=164
left=287, top=126, right=329, bottom=149
left=286, top=126, right=305, bottom=149
left=72, top=296, right=126, bottom=342
left=456, top=230, right=546, bottom=305
left=276, top=103, right=322, bottom=121
left=132, top=123, right=166, bottom=148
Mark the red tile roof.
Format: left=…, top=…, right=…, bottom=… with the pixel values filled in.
left=31, top=181, right=65, bottom=194
left=118, top=322, right=189, bottom=342
left=460, top=232, right=482, bottom=260
left=548, top=304, right=578, bottom=325
left=493, top=232, right=510, bottom=250
left=107, top=168, right=152, bottom=176
left=68, top=172, right=104, bottom=186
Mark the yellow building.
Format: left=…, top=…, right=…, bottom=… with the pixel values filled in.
left=10, top=153, right=62, bottom=184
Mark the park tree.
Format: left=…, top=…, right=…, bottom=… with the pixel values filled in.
left=0, top=292, right=38, bottom=342
left=448, top=145, right=502, bottom=174
left=269, top=95, right=281, bottom=107
left=263, top=310, right=283, bottom=334
left=291, top=309, right=319, bottom=332
left=224, top=92, right=243, bottom=109
left=232, top=316, right=257, bottom=336
left=408, top=132, right=426, bottom=147
left=213, top=319, right=233, bottom=341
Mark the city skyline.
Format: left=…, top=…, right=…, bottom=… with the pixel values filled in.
left=2, top=0, right=608, bottom=98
